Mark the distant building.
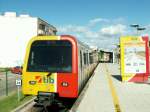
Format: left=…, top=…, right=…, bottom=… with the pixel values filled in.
left=0, top=12, right=57, bottom=67
left=99, top=50, right=113, bottom=63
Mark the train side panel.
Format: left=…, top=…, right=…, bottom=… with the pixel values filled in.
left=77, top=42, right=99, bottom=93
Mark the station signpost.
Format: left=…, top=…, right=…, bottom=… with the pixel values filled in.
left=120, top=36, right=149, bottom=82
left=16, top=78, right=22, bottom=101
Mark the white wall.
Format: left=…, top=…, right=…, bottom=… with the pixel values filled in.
left=0, top=15, right=38, bottom=67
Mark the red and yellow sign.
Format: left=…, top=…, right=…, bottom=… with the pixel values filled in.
left=120, top=36, right=149, bottom=82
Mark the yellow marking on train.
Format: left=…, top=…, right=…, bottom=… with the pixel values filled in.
left=105, top=64, right=122, bottom=112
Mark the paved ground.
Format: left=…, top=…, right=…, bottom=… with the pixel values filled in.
left=73, top=63, right=150, bottom=112
left=73, top=63, right=114, bottom=112
left=107, top=63, right=150, bottom=112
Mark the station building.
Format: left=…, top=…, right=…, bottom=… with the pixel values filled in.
left=0, top=12, right=57, bottom=67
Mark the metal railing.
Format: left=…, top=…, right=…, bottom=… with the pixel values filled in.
left=0, top=70, right=18, bottom=97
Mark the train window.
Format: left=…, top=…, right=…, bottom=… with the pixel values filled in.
left=87, top=53, right=89, bottom=65
left=89, top=53, right=93, bottom=64
left=27, top=40, right=72, bottom=73
left=83, top=52, right=88, bottom=65
left=84, top=53, right=86, bottom=65
left=80, top=51, right=83, bottom=69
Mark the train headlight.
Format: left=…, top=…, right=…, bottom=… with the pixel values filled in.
left=61, top=82, right=69, bottom=87
left=29, top=81, right=36, bottom=85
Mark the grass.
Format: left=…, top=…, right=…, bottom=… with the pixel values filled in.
left=0, top=92, right=34, bottom=112
left=0, top=68, right=11, bottom=72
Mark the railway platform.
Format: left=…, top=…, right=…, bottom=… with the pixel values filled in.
left=71, top=63, right=150, bottom=112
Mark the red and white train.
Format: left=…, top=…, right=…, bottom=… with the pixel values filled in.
left=22, top=35, right=98, bottom=101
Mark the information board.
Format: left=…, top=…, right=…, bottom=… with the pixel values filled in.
left=120, top=36, right=149, bottom=82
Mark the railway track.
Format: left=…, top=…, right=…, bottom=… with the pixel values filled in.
left=12, top=79, right=90, bottom=112
left=12, top=97, right=75, bottom=112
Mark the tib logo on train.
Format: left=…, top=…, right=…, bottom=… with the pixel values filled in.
left=35, top=76, right=54, bottom=84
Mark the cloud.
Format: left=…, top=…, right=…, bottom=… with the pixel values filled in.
left=89, top=18, right=109, bottom=23
left=88, top=18, right=109, bottom=26
left=112, top=17, right=126, bottom=24
left=58, top=25, right=88, bottom=33
left=57, top=18, right=128, bottom=50
left=100, top=24, right=127, bottom=36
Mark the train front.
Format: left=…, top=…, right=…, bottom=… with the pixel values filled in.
left=22, top=35, right=78, bottom=98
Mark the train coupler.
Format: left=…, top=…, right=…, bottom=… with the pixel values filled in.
left=34, top=91, right=55, bottom=107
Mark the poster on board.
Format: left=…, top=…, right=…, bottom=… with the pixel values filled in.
left=124, top=43, right=146, bottom=73
left=120, top=36, right=149, bottom=82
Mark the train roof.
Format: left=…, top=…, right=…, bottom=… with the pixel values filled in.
left=27, top=35, right=95, bottom=52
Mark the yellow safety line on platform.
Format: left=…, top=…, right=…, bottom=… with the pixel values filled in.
left=105, top=64, right=122, bottom=112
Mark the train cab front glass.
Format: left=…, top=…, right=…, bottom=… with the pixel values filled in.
left=27, top=40, right=72, bottom=73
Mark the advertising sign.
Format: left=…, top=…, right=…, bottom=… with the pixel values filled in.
left=120, top=36, right=149, bottom=82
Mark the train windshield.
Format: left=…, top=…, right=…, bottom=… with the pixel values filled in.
left=27, top=40, right=72, bottom=72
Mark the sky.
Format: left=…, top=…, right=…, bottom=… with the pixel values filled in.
left=1, top=0, right=150, bottom=50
